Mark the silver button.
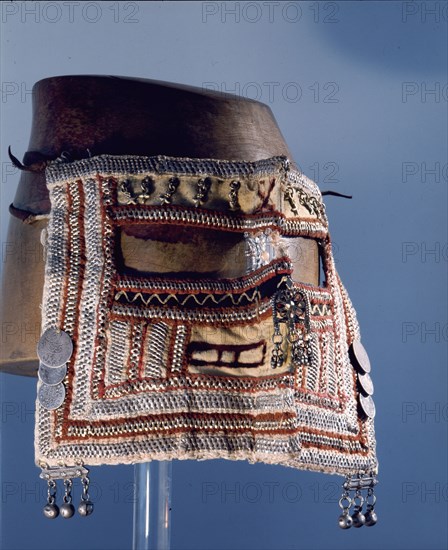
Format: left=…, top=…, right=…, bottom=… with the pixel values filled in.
left=37, top=328, right=73, bottom=368
left=350, top=339, right=371, bottom=374
left=359, top=394, right=376, bottom=419
left=358, top=372, right=374, bottom=396
left=38, top=382, right=66, bottom=410
left=38, top=363, right=67, bottom=386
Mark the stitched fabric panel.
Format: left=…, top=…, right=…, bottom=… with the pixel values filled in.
left=35, top=154, right=377, bottom=478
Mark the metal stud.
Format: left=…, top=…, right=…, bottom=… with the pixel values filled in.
left=193, top=177, right=212, bottom=207
left=229, top=180, right=241, bottom=210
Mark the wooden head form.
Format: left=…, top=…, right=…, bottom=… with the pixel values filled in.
left=0, top=75, right=319, bottom=376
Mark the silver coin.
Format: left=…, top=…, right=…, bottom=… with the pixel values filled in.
left=351, top=340, right=371, bottom=374
left=37, top=328, right=73, bottom=368
left=359, top=394, right=376, bottom=419
left=38, top=363, right=67, bottom=386
left=358, top=372, right=374, bottom=396
left=38, top=382, right=66, bottom=410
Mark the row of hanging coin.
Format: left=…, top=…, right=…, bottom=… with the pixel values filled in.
left=338, top=473, right=378, bottom=529
left=37, top=327, right=73, bottom=411
left=36, top=327, right=94, bottom=519
left=271, top=276, right=312, bottom=369
left=119, top=176, right=242, bottom=209
left=42, top=469, right=94, bottom=519
left=349, top=339, right=376, bottom=420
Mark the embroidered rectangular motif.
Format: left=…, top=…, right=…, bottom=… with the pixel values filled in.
left=35, top=154, right=377, bottom=479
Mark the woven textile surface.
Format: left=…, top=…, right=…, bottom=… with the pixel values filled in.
left=35, top=154, right=378, bottom=478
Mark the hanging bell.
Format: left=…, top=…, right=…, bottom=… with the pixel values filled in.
left=78, top=474, right=94, bottom=517
left=43, top=503, right=59, bottom=519
left=60, top=502, right=75, bottom=519
left=338, top=513, right=353, bottom=530
left=78, top=500, right=94, bottom=517
left=60, top=478, right=75, bottom=519
left=351, top=508, right=366, bottom=528
left=364, top=507, right=378, bottom=527
left=351, top=490, right=366, bottom=528
left=43, top=479, right=59, bottom=519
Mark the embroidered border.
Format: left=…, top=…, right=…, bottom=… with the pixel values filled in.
left=35, top=155, right=377, bottom=478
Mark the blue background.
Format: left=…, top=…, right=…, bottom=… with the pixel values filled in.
left=1, top=2, right=447, bottom=549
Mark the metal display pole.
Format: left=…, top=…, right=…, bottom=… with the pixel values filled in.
left=132, top=462, right=172, bottom=550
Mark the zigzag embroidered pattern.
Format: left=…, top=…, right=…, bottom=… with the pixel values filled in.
left=114, top=289, right=263, bottom=307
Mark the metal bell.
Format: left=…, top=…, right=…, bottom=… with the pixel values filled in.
left=60, top=502, right=75, bottom=518
left=78, top=500, right=94, bottom=516
left=338, top=513, right=353, bottom=529
left=351, top=510, right=366, bottom=528
left=364, top=509, right=378, bottom=526
left=43, top=503, right=59, bottom=519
